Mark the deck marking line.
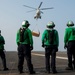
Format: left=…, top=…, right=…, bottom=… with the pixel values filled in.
left=32, top=53, right=68, bottom=60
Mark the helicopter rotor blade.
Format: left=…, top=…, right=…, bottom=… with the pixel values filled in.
left=40, top=11, right=43, bottom=14
left=40, top=7, right=54, bottom=10
left=38, top=2, right=43, bottom=8
left=23, top=5, right=36, bottom=10
left=26, top=10, right=36, bottom=13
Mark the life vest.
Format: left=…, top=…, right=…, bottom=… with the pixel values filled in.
left=19, top=28, right=26, bottom=42
left=47, top=30, right=55, bottom=44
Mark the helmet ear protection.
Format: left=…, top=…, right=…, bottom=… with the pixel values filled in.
left=0, top=30, right=1, bottom=33
left=67, top=21, right=74, bottom=27
left=22, top=20, right=30, bottom=28
left=0, top=30, right=1, bottom=35
left=47, top=21, right=55, bottom=28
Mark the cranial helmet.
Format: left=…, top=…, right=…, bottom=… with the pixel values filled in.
left=47, top=21, right=55, bottom=28
left=22, top=20, right=30, bottom=28
left=67, top=20, right=74, bottom=27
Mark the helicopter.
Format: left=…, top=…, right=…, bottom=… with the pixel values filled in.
left=23, top=2, right=54, bottom=20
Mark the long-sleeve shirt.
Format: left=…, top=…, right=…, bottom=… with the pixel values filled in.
left=0, top=35, right=5, bottom=50
left=16, top=28, right=33, bottom=46
left=42, top=29, right=59, bottom=47
left=64, top=27, right=75, bottom=45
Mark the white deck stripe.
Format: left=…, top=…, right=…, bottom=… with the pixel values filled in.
left=32, top=53, right=68, bottom=60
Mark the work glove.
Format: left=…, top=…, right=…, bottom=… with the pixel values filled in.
left=30, top=46, right=33, bottom=50
left=64, top=45, right=67, bottom=49
left=42, top=44, right=44, bottom=47
left=64, top=42, right=68, bottom=49
left=55, top=47, right=58, bottom=52
left=42, top=41, right=45, bottom=47
left=42, top=42, right=44, bottom=47
left=17, top=42, right=20, bottom=46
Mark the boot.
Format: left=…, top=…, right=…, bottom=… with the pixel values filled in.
left=3, top=68, right=9, bottom=71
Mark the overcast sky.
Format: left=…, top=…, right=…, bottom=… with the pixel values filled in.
left=0, top=0, right=75, bottom=51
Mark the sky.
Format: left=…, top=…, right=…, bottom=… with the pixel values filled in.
left=0, top=0, right=75, bottom=51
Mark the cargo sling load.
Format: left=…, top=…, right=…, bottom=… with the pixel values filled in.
left=32, top=30, right=40, bottom=37
left=32, top=22, right=40, bottom=37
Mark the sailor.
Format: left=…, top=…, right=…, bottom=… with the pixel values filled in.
left=16, top=20, right=35, bottom=74
left=64, top=20, right=75, bottom=70
left=42, top=21, right=59, bottom=74
left=0, top=30, right=9, bottom=71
